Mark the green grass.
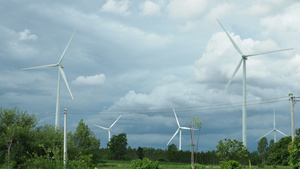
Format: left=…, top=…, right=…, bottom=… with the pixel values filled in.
left=0, top=161, right=294, bottom=169
left=97, top=161, right=294, bottom=169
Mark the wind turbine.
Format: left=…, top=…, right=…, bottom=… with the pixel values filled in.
left=93, top=115, right=122, bottom=142
left=23, top=28, right=76, bottom=130
left=167, top=108, right=191, bottom=150
left=217, top=19, right=292, bottom=147
left=256, top=109, right=287, bottom=143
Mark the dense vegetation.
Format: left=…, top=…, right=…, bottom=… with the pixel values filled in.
left=1, top=107, right=299, bottom=168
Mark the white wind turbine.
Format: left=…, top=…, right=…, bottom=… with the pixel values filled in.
left=93, top=115, right=122, bottom=142
left=23, top=29, right=76, bottom=130
left=218, top=19, right=292, bottom=147
left=256, top=109, right=287, bottom=143
left=167, top=108, right=191, bottom=150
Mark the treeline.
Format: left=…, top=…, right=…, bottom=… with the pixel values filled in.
left=102, top=145, right=221, bottom=165
left=1, top=107, right=300, bottom=168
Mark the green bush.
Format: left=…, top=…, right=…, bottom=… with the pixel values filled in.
left=186, top=163, right=205, bottom=169
left=220, top=160, right=242, bottom=169
left=131, top=157, right=160, bottom=169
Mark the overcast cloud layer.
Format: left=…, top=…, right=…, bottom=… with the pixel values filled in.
left=1, top=0, right=299, bottom=152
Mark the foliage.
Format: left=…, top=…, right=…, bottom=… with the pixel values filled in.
left=168, top=144, right=177, bottom=151
left=68, top=154, right=98, bottom=169
left=107, top=133, right=128, bottom=160
left=131, top=157, right=160, bottom=169
left=216, top=138, right=249, bottom=164
left=288, top=139, right=300, bottom=168
left=257, top=137, right=268, bottom=164
left=137, top=146, right=144, bottom=160
left=296, top=128, right=300, bottom=137
left=25, top=144, right=63, bottom=168
left=189, top=117, right=202, bottom=169
left=186, top=163, right=204, bottom=169
left=69, top=119, right=101, bottom=163
left=220, top=160, right=242, bottom=169
left=0, top=106, right=37, bottom=169
left=248, top=151, right=260, bottom=166
left=267, top=136, right=292, bottom=165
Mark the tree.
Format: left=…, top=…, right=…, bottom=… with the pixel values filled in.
left=167, top=144, right=178, bottom=162
left=137, top=146, right=144, bottom=160
left=0, top=107, right=37, bottom=169
left=107, top=133, right=127, bottom=160
left=216, top=138, right=249, bottom=164
left=296, top=128, right=300, bottom=137
left=267, top=136, right=291, bottom=165
left=257, top=137, right=268, bottom=164
left=69, top=119, right=101, bottom=163
left=288, top=138, right=300, bottom=168
left=189, top=117, right=202, bottom=169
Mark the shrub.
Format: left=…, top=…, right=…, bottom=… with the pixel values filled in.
left=131, top=157, right=160, bottom=169
left=186, top=163, right=205, bottom=169
left=220, top=160, right=242, bottom=169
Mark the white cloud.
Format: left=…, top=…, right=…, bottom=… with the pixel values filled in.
left=72, top=74, right=106, bottom=86
left=19, top=29, right=37, bottom=41
left=260, top=3, right=300, bottom=45
left=167, top=0, right=208, bottom=20
left=244, top=0, right=291, bottom=16
left=141, top=1, right=161, bottom=16
left=109, top=79, right=201, bottom=111
left=101, top=0, right=130, bottom=15
left=206, top=3, right=234, bottom=20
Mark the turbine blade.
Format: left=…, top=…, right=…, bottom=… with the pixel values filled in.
left=217, top=19, right=243, bottom=55
left=93, top=124, right=109, bottom=130
left=225, top=58, right=243, bottom=92
left=246, top=48, right=293, bottom=57
left=273, top=108, right=276, bottom=128
left=173, top=108, right=180, bottom=127
left=23, top=63, right=58, bottom=70
left=59, top=66, right=74, bottom=100
left=181, top=127, right=192, bottom=130
left=256, top=130, right=273, bottom=141
left=276, top=129, right=288, bottom=136
left=58, top=28, right=77, bottom=64
left=167, top=128, right=179, bottom=145
left=109, top=115, right=122, bottom=129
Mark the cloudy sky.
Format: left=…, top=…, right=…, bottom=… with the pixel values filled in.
left=1, top=0, right=300, bottom=152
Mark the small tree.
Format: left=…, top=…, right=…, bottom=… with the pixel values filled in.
left=0, top=107, right=37, bottom=169
left=137, top=146, right=144, bottom=160
left=216, top=138, right=249, bottom=164
left=288, top=137, right=300, bottom=168
left=189, top=117, right=202, bottom=169
left=257, top=137, right=268, bottom=164
left=107, top=133, right=127, bottom=160
left=69, top=119, right=101, bottom=163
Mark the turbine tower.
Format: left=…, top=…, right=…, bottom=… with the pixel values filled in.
left=167, top=108, right=191, bottom=150
left=93, top=115, right=122, bottom=142
left=217, top=19, right=292, bottom=147
left=23, top=28, right=76, bottom=130
left=256, top=109, right=287, bottom=143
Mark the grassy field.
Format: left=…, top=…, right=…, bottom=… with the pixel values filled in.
left=0, top=161, right=293, bottom=169
left=97, top=161, right=293, bottom=169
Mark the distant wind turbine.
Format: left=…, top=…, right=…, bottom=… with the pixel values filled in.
left=217, top=19, right=292, bottom=147
left=256, top=109, right=287, bottom=143
left=167, top=108, right=192, bottom=150
left=23, top=28, right=76, bottom=130
left=93, top=115, right=122, bottom=142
